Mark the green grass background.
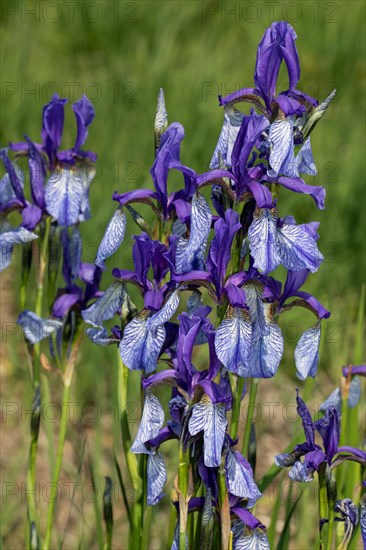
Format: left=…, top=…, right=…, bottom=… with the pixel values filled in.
left=1, top=1, right=365, bottom=548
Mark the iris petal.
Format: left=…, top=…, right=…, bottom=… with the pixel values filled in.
left=215, top=307, right=252, bottom=376
left=188, top=395, right=226, bottom=468
left=119, top=315, right=166, bottom=374
left=296, top=137, right=317, bottom=176
left=131, top=392, right=164, bottom=453
left=276, top=222, right=324, bottom=273
left=95, top=207, right=126, bottom=269
left=147, top=452, right=167, bottom=505
left=232, top=520, right=270, bottom=550
left=268, top=116, right=298, bottom=178
left=17, top=310, right=63, bottom=344
left=295, top=323, right=321, bottom=380
left=82, top=281, right=126, bottom=327
left=175, top=193, right=212, bottom=274
left=225, top=450, right=262, bottom=507
left=248, top=208, right=280, bottom=275
left=210, top=106, right=244, bottom=169
left=0, top=226, right=38, bottom=272
left=248, top=303, right=283, bottom=378
left=45, top=165, right=95, bottom=227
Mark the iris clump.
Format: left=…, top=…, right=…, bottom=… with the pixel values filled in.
left=2, top=20, right=365, bottom=550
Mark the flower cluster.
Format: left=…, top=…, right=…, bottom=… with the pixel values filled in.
left=1, top=94, right=101, bottom=352
left=79, top=21, right=345, bottom=547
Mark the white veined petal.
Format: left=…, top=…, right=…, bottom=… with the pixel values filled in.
left=248, top=304, right=283, bottom=379
left=295, top=324, right=321, bottom=380
left=276, top=222, right=324, bottom=273
left=215, top=308, right=252, bottom=375
left=268, top=116, right=298, bottom=177
left=248, top=208, right=281, bottom=274
left=0, top=226, right=38, bottom=271
left=17, top=310, right=63, bottom=344
left=175, top=193, right=212, bottom=274
left=232, top=521, right=270, bottom=550
left=45, top=166, right=94, bottom=227
left=130, top=392, right=164, bottom=453
left=95, top=207, right=126, bottom=269
left=210, top=106, right=244, bottom=169
left=148, top=290, right=180, bottom=328
left=296, top=137, right=317, bottom=175
left=147, top=452, right=167, bottom=505
left=82, top=281, right=126, bottom=327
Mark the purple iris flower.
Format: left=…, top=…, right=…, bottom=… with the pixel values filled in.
left=141, top=311, right=231, bottom=467
left=113, top=121, right=197, bottom=222
left=107, top=233, right=181, bottom=373
left=219, top=22, right=316, bottom=118
left=208, top=22, right=335, bottom=204
left=275, top=391, right=366, bottom=481
left=9, top=94, right=97, bottom=227
left=0, top=149, right=40, bottom=270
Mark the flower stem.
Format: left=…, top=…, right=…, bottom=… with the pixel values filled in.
left=43, top=382, right=71, bottom=550
left=318, top=464, right=328, bottom=550
left=241, top=378, right=258, bottom=457
left=229, top=375, right=245, bottom=440
left=43, top=330, right=82, bottom=550
left=218, top=459, right=231, bottom=550
left=117, top=354, right=143, bottom=548
left=178, top=442, right=189, bottom=549
left=33, top=217, right=51, bottom=386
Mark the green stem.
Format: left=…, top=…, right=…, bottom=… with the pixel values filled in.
left=218, top=460, right=231, bottom=550
left=33, top=217, right=51, bottom=386
left=241, top=378, right=258, bottom=457
left=43, top=330, right=82, bottom=549
left=178, top=442, right=189, bottom=549
left=26, top=439, right=39, bottom=532
left=229, top=376, right=244, bottom=440
left=117, top=355, right=143, bottom=548
left=318, top=464, right=328, bottom=550
left=43, top=382, right=71, bottom=549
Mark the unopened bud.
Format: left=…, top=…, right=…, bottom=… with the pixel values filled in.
left=31, top=386, right=41, bottom=443
left=154, top=88, right=168, bottom=151
left=103, top=476, right=113, bottom=536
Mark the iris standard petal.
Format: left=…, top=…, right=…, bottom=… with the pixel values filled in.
left=72, top=95, right=95, bottom=151
left=17, top=310, right=63, bottom=344
left=215, top=307, right=252, bottom=376
left=277, top=176, right=325, bottom=210
left=295, top=323, right=321, bottom=380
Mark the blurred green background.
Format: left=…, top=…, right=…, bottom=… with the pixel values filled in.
left=1, top=1, right=365, bottom=548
